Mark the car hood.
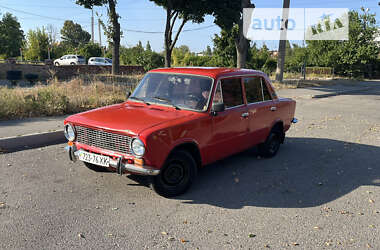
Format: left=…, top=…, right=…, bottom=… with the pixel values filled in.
left=65, top=102, right=193, bottom=136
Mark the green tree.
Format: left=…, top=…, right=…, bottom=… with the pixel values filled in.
left=306, top=9, right=379, bottom=77
left=0, top=13, right=24, bottom=58
left=212, top=0, right=254, bottom=68
left=76, top=0, right=121, bottom=75
left=172, top=45, right=191, bottom=66
left=212, top=27, right=238, bottom=67
left=149, top=0, right=216, bottom=67
left=119, top=43, right=164, bottom=71
left=24, top=28, right=49, bottom=61
left=60, top=20, right=91, bottom=48
left=204, top=45, right=212, bottom=56
left=79, top=43, right=102, bottom=60
left=146, top=41, right=152, bottom=52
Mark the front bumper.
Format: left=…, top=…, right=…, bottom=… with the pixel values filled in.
left=65, top=145, right=160, bottom=176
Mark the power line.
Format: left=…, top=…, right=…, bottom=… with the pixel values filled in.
left=124, top=25, right=217, bottom=34
left=0, top=5, right=69, bottom=21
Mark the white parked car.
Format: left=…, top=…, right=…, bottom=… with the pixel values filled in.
left=88, top=57, right=112, bottom=66
left=54, top=55, right=86, bottom=66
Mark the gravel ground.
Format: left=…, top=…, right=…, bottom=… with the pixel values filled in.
left=0, top=85, right=379, bottom=249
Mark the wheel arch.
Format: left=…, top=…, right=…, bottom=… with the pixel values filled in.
left=271, top=120, right=285, bottom=143
left=167, top=142, right=202, bottom=169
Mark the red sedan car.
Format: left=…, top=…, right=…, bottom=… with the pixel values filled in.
left=64, top=67, right=297, bottom=197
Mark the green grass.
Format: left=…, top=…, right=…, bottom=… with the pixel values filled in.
left=0, top=76, right=141, bottom=120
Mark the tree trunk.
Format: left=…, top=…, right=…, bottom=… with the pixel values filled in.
left=164, top=7, right=173, bottom=68
left=163, top=1, right=187, bottom=68
left=235, top=0, right=254, bottom=68
left=275, top=0, right=290, bottom=82
left=236, top=39, right=248, bottom=68
left=108, top=0, right=120, bottom=75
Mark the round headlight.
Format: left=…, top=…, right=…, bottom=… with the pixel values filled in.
left=131, top=138, right=145, bottom=157
left=64, top=124, right=76, bottom=141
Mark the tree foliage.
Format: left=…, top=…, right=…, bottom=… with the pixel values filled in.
left=60, top=20, right=91, bottom=48
left=306, top=9, right=379, bottom=77
left=79, top=43, right=103, bottom=60
left=24, top=28, right=49, bottom=61
left=0, top=13, right=24, bottom=58
left=120, top=41, right=164, bottom=71
left=76, top=0, right=121, bottom=74
left=149, top=0, right=215, bottom=67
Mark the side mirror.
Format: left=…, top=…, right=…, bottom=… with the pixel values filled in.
left=211, top=103, right=225, bottom=115
left=126, top=91, right=131, bottom=99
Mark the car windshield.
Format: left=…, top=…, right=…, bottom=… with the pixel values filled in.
left=130, top=73, right=213, bottom=111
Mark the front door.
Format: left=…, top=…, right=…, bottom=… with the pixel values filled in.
left=207, top=77, right=250, bottom=162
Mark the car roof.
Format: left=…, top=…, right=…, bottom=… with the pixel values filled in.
left=149, top=67, right=266, bottom=79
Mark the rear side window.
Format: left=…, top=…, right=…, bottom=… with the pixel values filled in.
left=244, top=76, right=272, bottom=103
left=244, top=77, right=262, bottom=103
left=220, top=78, right=244, bottom=108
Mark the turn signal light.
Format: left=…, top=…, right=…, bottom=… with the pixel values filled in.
left=134, top=158, right=144, bottom=166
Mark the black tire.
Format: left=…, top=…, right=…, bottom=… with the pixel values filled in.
left=151, top=150, right=197, bottom=198
left=70, top=62, right=76, bottom=65
left=54, top=62, right=59, bottom=66
left=258, top=129, right=283, bottom=158
left=84, top=162, right=109, bottom=172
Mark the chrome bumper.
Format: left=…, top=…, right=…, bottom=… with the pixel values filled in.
left=65, top=146, right=160, bottom=176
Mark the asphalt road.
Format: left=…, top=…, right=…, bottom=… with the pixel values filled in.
left=1, top=84, right=380, bottom=249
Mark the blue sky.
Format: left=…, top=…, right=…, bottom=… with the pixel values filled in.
left=0, top=0, right=379, bottom=52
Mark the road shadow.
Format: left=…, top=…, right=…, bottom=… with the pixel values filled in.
left=304, top=83, right=380, bottom=97
left=172, top=137, right=380, bottom=209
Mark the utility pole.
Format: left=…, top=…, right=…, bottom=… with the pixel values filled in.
left=275, top=0, right=290, bottom=83
left=98, top=18, right=102, bottom=46
left=91, top=7, right=95, bottom=43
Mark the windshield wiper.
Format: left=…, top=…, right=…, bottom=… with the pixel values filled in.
left=152, top=96, right=181, bottom=110
left=129, top=96, right=150, bottom=105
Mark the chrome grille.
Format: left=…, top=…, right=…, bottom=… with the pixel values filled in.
left=75, top=126, right=132, bottom=155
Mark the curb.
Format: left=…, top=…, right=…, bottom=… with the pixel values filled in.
left=0, top=131, right=66, bottom=153
left=312, top=87, right=371, bottom=99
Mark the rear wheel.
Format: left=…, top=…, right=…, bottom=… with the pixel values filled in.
left=258, top=128, right=284, bottom=158
left=151, top=150, right=197, bottom=197
left=70, top=62, right=76, bottom=65
left=54, top=62, right=59, bottom=66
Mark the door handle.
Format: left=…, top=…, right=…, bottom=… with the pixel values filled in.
left=270, top=106, right=277, bottom=111
left=241, top=112, right=249, bottom=118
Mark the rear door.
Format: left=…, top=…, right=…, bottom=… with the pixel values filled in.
left=243, top=76, right=276, bottom=145
left=208, top=77, right=250, bottom=161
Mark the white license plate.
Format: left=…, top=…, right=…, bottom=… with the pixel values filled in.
left=78, top=151, right=110, bottom=167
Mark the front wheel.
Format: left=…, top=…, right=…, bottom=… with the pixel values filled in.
left=258, top=129, right=283, bottom=158
left=151, top=150, right=197, bottom=198
left=54, top=62, right=59, bottom=66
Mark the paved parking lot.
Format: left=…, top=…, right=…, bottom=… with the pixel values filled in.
left=1, top=84, right=380, bottom=249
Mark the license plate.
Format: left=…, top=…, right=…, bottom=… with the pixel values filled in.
left=78, top=151, right=110, bottom=167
